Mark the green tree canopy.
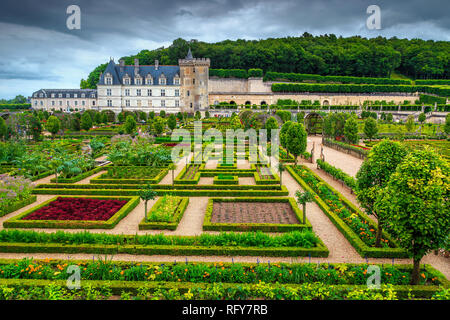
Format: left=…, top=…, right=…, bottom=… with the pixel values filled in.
left=363, top=117, right=378, bottom=140
left=286, top=122, right=307, bottom=165
left=45, top=115, right=61, bottom=137
left=374, top=148, right=449, bottom=284
left=344, top=116, right=359, bottom=144
left=124, top=115, right=137, bottom=134
left=80, top=112, right=93, bottom=131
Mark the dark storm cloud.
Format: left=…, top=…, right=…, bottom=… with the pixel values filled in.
left=0, top=0, right=448, bottom=99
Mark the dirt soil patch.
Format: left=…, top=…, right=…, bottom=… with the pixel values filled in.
left=211, top=202, right=300, bottom=224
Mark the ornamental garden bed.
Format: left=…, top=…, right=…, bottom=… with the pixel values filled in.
left=0, top=196, right=37, bottom=218
left=0, top=229, right=329, bottom=257
left=213, top=175, right=239, bottom=185
left=3, top=196, right=140, bottom=229
left=0, top=259, right=445, bottom=298
left=203, top=197, right=312, bottom=232
left=49, top=165, right=109, bottom=183
left=139, top=196, right=189, bottom=230
left=286, top=165, right=408, bottom=258
left=174, top=164, right=203, bottom=184
left=253, top=164, right=280, bottom=185
left=91, top=166, right=169, bottom=184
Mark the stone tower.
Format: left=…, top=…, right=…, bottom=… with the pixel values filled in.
left=178, top=48, right=210, bottom=113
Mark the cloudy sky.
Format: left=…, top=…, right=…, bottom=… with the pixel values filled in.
left=0, top=0, right=448, bottom=99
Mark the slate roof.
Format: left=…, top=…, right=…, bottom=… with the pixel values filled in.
left=98, top=59, right=180, bottom=85
left=32, top=89, right=97, bottom=98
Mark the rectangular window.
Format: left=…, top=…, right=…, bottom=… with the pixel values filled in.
left=107, top=89, right=112, bottom=96
left=106, top=78, right=112, bottom=85
left=175, top=89, right=179, bottom=97
left=137, top=89, right=141, bottom=96
left=161, top=89, right=165, bottom=97
left=82, top=101, right=85, bottom=106
left=174, top=79, right=180, bottom=85
left=187, top=90, right=190, bottom=97
left=175, top=100, right=179, bottom=107
left=147, top=89, right=152, bottom=96
left=126, top=100, right=130, bottom=107
left=161, top=100, right=165, bottom=107
left=59, top=101, right=62, bottom=106
left=74, top=101, right=78, bottom=106
left=125, top=89, right=130, bottom=96
left=93, top=101, right=96, bottom=106
left=40, top=101, right=43, bottom=105
left=107, top=100, right=112, bottom=107
left=51, top=94, right=55, bottom=98
left=52, top=101, right=55, bottom=106
left=74, top=94, right=78, bottom=98
left=58, top=94, right=62, bottom=98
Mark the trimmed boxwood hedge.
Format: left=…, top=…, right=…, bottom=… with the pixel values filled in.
left=213, top=175, right=239, bottom=185
left=253, top=164, right=280, bottom=185
left=286, top=165, right=408, bottom=258
left=0, top=196, right=37, bottom=218
left=203, top=197, right=313, bottom=232
left=316, top=159, right=357, bottom=190
left=174, top=164, right=203, bottom=184
left=3, top=196, right=140, bottom=229
left=138, top=197, right=189, bottom=230
left=32, top=186, right=290, bottom=197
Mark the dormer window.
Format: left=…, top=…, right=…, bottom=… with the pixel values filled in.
left=66, top=94, right=70, bottom=98
left=51, top=93, right=55, bottom=98
left=159, top=77, right=166, bottom=85
left=123, top=77, right=130, bottom=85
left=145, top=75, right=153, bottom=85
left=81, top=93, right=85, bottom=98
left=174, top=78, right=180, bottom=85
left=58, top=93, right=62, bottom=98
left=135, top=77, right=142, bottom=85
left=39, top=93, right=43, bottom=97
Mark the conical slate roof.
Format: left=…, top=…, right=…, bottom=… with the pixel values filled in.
left=185, top=47, right=193, bottom=59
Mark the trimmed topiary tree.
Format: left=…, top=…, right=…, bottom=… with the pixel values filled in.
left=45, top=115, right=61, bottom=138
left=374, top=148, right=449, bottom=284
left=363, top=117, right=378, bottom=141
left=81, top=112, right=93, bottom=131
left=264, top=116, right=279, bottom=141
left=286, top=122, right=307, bottom=165
left=356, top=140, right=408, bottom=247
left=344, top=116, right=359, bottom=144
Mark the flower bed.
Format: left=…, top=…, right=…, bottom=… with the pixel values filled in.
left=286, top=165, right=407, bottom=258
left=3, top=196, right=140, bottom=229
left=139, top=196, right=189, bottom=230
left=203, top=197, right=312, bottom=232
left=0, top=259, right=445, bottom=290
left=0, top=175, right=35, bottom=217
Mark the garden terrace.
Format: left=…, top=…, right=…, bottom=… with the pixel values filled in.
left=3, top=196, right=139, bottom=229
left=0, top=229, right=329, bottom=257
left=139, top=196, right=189, bottom=230
left=286, top=165, right=408, bottom=258
left=203, top=197, right=312, bottom=232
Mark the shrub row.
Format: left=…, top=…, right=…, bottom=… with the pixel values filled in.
left=415, top=79, right=450, bottom=85
left=209, top=69, right=248, bottom=79
left=286, top=165, right=408, bottom=258
left=3, top=196, right=140, bottom=229
left=138, top=197, right=189, bottom=230
left=0, top=277, right=446, bottom=300
left=0, top=230, right=330, bottom=257
left=203, top=197, right=313, bottom=233
left=0, top=103, right=31, bottom=110
left=316, top=159, right=357, bottom=190
left=272, top=83, right=450, bottom=97
left=323, top=139, right=368, bottom=159
left=32, top=186, right=290, bottom=197
left=264, top=72, right=411, bottom=85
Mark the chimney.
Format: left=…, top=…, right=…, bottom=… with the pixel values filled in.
left=134, top=58, right=139, bottom=75
left=155, top=59, right=159, bottom=71
left=119, top=59, right=125, bottom=72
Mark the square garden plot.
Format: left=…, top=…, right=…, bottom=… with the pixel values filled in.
left=203, top=197, right=312, bottom=232
left=3, top=196, right=140, bottom=229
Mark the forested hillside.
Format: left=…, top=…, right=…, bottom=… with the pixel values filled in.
left=81, top=33, right=450, bottom=89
